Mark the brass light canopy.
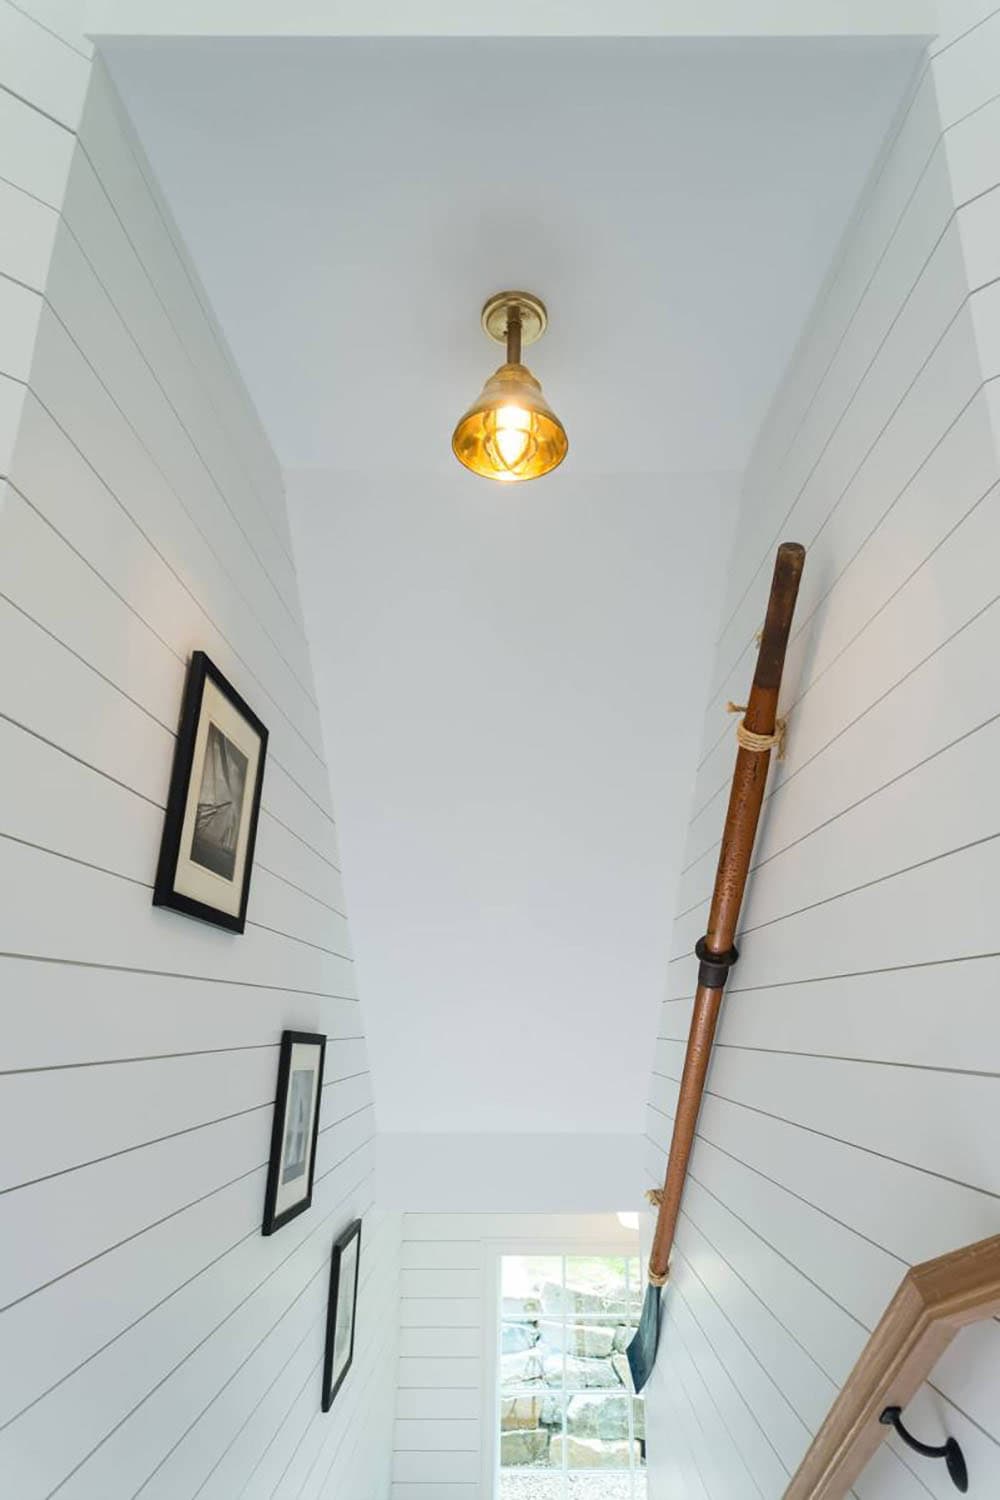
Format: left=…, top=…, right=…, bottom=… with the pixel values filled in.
left=452, top=291, right=568, bottom=483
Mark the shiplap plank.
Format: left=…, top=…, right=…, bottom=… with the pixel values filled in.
left=0, top=492, right=334, bottom=864
left=932, top=7, right=1000, bottom=127
left=0, top=174, right=58, bottom=288
left=400, top=1268, right=482, bottom=1298
left=22, top=310, right=333, bottom=817
left=685, top=1135, right=902, bottom=1332
left=5, top=394, right=329, bottom=804
left=660, top=1284, right=791, bottom=1499
left=395, top=1387, right=481, bottom=1420
left=719, top=71, right=945, bottom=664
left=662, top=955, right=1000, bottom=1073
left=739, top=71, right=943, bottom=559
left=944, top=90, right=1000, bottom=202
left=675, top=705, right=1000, bottom=959
left=0, top=1159, right=377, bottom=1497
left=7, top=0, right=93, bottom=55
left=392, top=1450, right=480, bottom=1483
left=43, top=224, right=313, bottom=695
left=683, top=380, right=999, bottom=853
left=392, top=1418, right=482, bottom=1452
left=714, top=230, right=979, bottom=708
left=0, top=84, right=75, bottom=204
left=0, top=379, right=26, bottom=473
left=660, top=1030, right=1000, bottom=1197
left=398, top=1328, right=480, bottom=1358
left=0, top=274, right=43, bottom=383
left=647, top=1083, right=1000, bottom=1274
left=0, top=829, right=355, bottom=997
left=400, top=1241, right=484, bottom=1271
left=659, top=1305, right=761, bottom=1500
left=0, top=0, right=89, bottom=126
left=257, top=1230, right=398, bottom=1499
left=399, top=1298, right=480, bottom=1329
left=679, top=1188, right=864, bottom=1388
left=37, top=1178, right=375, bottom=1500
left=0, top=1046, right=278, bottom=1193
left=670, top=1252, right=812, bottom=1473
left=61, top=145, right=297, bottom=574
left=391, top=1487, right=477, bottom=1500
left=77, top=63, right=288, bottom=536
left=396, top=1358, right=480, bottom=1390
left=0, top=957, right=361, bottom=1070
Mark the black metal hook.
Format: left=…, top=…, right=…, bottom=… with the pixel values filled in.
left=880, top=1406, right=968, bottom=1492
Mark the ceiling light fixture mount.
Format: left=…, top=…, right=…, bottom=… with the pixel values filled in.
left=452, top=290, right=568, bottom=483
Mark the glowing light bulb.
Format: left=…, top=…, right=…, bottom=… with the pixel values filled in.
left=617, top=1211, right=640, bottom=1231
left=494, top=404, right=532, bottom=470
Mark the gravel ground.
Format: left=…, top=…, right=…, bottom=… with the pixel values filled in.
left=499, top=1473, right=647, bottom=1500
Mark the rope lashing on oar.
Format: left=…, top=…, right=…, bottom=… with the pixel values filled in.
left=726, top=700, right=788, bottom=760
left=643, top=1190, right=669, bottom=1284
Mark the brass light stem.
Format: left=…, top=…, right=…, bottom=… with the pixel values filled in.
left=506, top=304, right=523, bottom=365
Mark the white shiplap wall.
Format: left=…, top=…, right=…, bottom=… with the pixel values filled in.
left=644, top=7, right=1000, bottom=1499
left=0, top=12, right=399, bottom=1498
left=392, top=1213, right=640, bottom=1500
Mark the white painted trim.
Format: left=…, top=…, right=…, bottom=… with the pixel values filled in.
left=83, top=0, right=938, bottom=38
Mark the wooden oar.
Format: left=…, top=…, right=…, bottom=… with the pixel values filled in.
left=627, top=541, right=805, bottom=1393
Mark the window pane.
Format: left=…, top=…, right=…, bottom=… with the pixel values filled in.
left=502, top=1320, right=542, bottom=1356
left=633, top=1395, right=646, bottom=1456
left=562, top=1256, right=628, bottom=1316
left=554, top=1431, right=638, bottom=1469
left=499, top=1476, right=565, bottom=1500
left=539, top=1317, right=618, bottom=1359
left=499, top=1395, right=563, bottom=1468
left=502, top=1255, right=560, bottom=1317
left=566, top=1393, right=629, bottom=1441
left=500, top=1334, right=545, bottom=1390
left=626, top=1258, right=643, bottom=1316
left=567, top=1475, right=645, bottom=1498
left=559, top=1348, right=628, bottom=1391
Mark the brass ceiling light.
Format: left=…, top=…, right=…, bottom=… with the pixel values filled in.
left=452, top=291, right=568, bottom=483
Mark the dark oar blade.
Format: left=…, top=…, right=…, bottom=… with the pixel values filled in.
left=626, top=1282, right=661, bottom=1393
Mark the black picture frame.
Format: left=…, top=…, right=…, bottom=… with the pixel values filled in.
left=322, top=1219, right=362, bottom=1412
left=153, top=651, right=268, bottom=933
left=262, top=1030, right=326, bottom=1236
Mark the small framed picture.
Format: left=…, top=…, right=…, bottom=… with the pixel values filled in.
left=262, top=1031, right=326, bottom=1235
left=323, top=1219, right=362, bottom=1412
left=153, top=651, right=268, bottom=933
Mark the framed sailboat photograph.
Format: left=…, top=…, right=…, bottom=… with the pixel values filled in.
left=322, top=1219, right=362, bottom=1411
left=153, top=651, right=268, bottom=932
left=262, top=1030, right=326, bottom=1235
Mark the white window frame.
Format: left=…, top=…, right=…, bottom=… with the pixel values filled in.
left=480, top=1236, right=643, bottom=1499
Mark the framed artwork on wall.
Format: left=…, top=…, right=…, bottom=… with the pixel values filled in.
left=153, top=651, right=268, bottom=933
left=323, top=1219, right=362, bottom=1412
left=262, top=1030, right=326, bottom=1235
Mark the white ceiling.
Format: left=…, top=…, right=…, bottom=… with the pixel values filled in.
left=285, top=466, right=738, bottom=1135
left=104, top=37, right=922, bottom=474
left=104, top=35, right=923, bottom=1138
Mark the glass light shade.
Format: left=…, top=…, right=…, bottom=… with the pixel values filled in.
left=452, top=362, right=568, bottom=482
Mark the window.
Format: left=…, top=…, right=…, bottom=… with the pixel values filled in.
left=496, top=1253, right=646, bottom=1499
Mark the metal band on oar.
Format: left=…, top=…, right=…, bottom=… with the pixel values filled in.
left=627, top=541, right=805, bottom=1394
